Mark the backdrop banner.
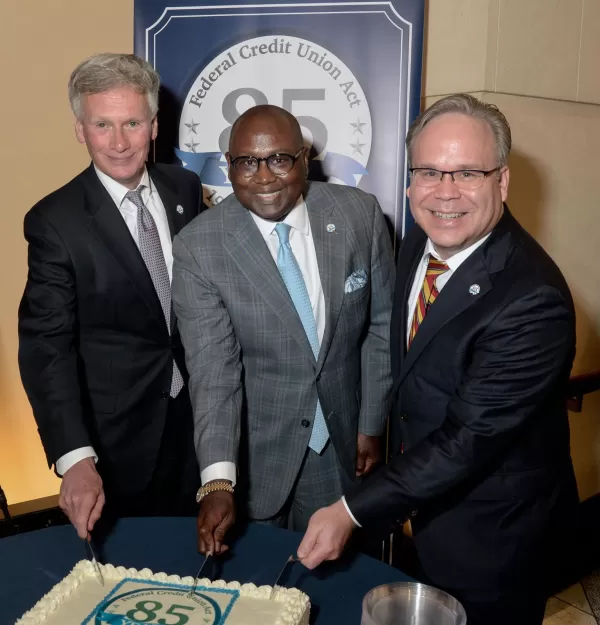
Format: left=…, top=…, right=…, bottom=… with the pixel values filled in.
left=134, top=0, right=424, bottom=237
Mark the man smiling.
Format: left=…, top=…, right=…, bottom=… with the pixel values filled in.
left=298, top=94, right=578, bottom=625
left=172, top=105, right=395, bottom=553
left=19, top=53, right=205, bottom=537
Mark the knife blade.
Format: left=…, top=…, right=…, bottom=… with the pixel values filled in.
left=85, top=540, right=104, bottom=586
left=270, top=555, right=298, bottom=599
left=188, top=552, right=212, bottom=596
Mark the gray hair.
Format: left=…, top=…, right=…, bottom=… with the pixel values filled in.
left=68, top=53, right=160, bottom=119
left=406, top=94, right=512, bottom=167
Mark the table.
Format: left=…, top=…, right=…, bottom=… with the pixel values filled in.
left=0, top=518, right=412, bottom=624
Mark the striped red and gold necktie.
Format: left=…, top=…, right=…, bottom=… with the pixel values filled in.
left=408, top=257, right=449, bottom=347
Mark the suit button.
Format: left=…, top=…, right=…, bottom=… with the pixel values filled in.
left=301, top=419, right=311, bottom=428
left=160, top=391, right=169, bottom=400
left=400, top=413, right=407, bottom=421
left=316, top=374, right=321, bottom=382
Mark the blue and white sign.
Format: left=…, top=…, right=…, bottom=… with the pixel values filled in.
left=135, top=0, right=424, bottom=237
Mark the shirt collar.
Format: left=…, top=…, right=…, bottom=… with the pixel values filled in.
left=249, top=195, right=309, bottom=238
left=94, top=165, right=152, bottom=209
left=424, top=232, right=491, bottom=272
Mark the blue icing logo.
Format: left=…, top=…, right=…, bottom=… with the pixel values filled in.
left=83, top=579, right=238, bottom=625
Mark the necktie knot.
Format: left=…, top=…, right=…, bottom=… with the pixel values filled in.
left=426, top=257, right=449, bottom=277
left=126, top=187, right=153, bottom=230
left=125, top=186, right=146, bottom=209
left=275, top=222, right=292, bottom=245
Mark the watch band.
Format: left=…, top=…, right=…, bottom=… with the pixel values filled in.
left=196, top=480, right=234, bottom=503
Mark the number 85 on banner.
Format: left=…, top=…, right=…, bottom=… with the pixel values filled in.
left=176, top=35, right=372, bottom=197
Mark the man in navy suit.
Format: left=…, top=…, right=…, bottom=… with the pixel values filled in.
left=19, top=53, right=205, bottom=538
left=298, top=94, right=578, bottom=625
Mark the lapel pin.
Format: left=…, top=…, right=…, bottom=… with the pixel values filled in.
left=326, top=223, right=336, bottom=233
left=176, top=205, right=184, bottom=215
left=469, top=284, right=481, bottom=295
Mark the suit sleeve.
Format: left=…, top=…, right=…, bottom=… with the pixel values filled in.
left=171, top=231, right=242, bottom=472
left=347, top=285, right=573, bottom=525
left=358, top=198, right=395, bottom=436
left=18, top=209, right=91, bottom=467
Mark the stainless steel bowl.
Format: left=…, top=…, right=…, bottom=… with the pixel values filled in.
left=361, top=582, right=467, bottom=625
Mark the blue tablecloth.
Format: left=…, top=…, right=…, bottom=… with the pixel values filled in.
left=0, top=518, right=412, bottom=624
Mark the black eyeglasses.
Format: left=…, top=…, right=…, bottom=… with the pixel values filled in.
left=230, top=149, right=304, bottom=177
left=409, top=167, right=501, bottom=190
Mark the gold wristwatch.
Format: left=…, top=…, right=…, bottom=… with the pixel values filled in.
left=196, top=480, right=234, bottom=503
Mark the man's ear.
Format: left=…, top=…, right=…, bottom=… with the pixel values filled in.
left=302, top=146, right=310, bottom=178
left=75, top=118, right=86, bottom=145
left=499, top=166, right=510, bottom=202
left=225, top=152, right=233, bottom=182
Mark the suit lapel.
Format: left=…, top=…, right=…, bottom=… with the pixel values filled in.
left=397, top=232, right=427, bottom=361
left=388, top=228, right=426, bottom=399
left=392, top=208, right=516, bottom=392
left=398, top=254, right=492, bottom=386
left=306, top=184, right=345, bottom=373
left=148, top=164, right=188, bottom=241
left=224, top=197, right=316, bottom=363
left=82, top=165, right=166, bottom=330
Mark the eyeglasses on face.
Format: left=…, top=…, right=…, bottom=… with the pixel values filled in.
left=230, top=149, right=304, bottom=177
left=409, top=167, right=500, bottom=189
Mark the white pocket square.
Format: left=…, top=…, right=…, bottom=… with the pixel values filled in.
left=345, top=269, right=368, bottom=293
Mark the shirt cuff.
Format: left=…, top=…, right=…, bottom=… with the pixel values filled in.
left=55, top=447, right=98, bottom=477
left=201, top=462, right=237, bottom=486
left=341, top=496, right=362, bottom=528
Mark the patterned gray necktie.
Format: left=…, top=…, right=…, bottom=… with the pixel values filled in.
left=125, top=186, right=183, bottom=397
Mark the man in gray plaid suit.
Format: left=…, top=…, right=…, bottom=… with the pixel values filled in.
left=172, top=105, right=394, bottom=554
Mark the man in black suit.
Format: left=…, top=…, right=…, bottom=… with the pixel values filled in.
left=298, top=94, right=578, bottom=625
left=18, top=53, right=205, bottom=539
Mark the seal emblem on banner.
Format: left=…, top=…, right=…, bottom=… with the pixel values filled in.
left=177, top=35, right=372, bottom=206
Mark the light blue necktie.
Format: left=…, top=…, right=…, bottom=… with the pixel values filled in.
left=275, top=223, right=329, bottom=453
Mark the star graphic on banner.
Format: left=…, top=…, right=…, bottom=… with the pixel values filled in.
left=185, top=119, right=200, bottom=134
left=184, top=140, right=200, bottom=153
left=350, top=118, right=367, bottom=135
left=350, top=139, right=365, bottom=155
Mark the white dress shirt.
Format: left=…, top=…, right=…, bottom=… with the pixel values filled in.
left=342, top=232, right=491, bottom=527
left=55, top=166, right=173, bottom=477
left=200, top=196, right=326, bottom=487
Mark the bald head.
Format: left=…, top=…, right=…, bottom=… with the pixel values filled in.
left=226, top=105, right=309, bottom=221
left=229, top=105, right=303, bottom=152
left=229, top=104, right=302, bottom=156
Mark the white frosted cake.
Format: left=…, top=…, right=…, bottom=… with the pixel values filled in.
left=16, top=560, right=310, bottom=625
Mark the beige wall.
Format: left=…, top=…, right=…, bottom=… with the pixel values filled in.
left=1, top=0, right=599, bottom=504
left=0, top=2, right=134, bottom=505
left=425, top=0, right=600, bottom=500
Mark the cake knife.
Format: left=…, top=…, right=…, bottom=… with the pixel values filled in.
left=85, top=540, right=104, bottom=586
left=270, top=555, right=298, bottom=599
left=188, top=551, right=212, bottom=597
